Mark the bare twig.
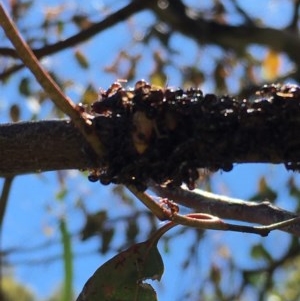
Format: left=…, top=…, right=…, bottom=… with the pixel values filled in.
left=149, top=0, right=300, bottom=68
left=0, top=4, right=104, bottom=158
left=127, top=185, right=168, bottom=220
left=128, top=185, right=300, bottom=236
left=0, top=1, right=149, bottom=59
left=171, top=213, right=300, bottom=236
left=0, top=176, right=14, bottom=301
left=0, top=63, right=23, bottom=80
left=0, top=177, right=14, bottom=231
left=230, top=0, right=255, bottom=25
left=152, top=185, right=300, bottom=236
left=286, top=0, right=300, bottom=31
left=0, top=1, right=149, bottom=82
left=0, top=5, right=77, bottom=116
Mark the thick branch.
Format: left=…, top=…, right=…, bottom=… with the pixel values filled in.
left=0, top=4, right=105, bottom=159
left=1, top=83, right=300, bottom=181
left=0, top=120, right=98, bottom=177
left=150, top=1, right=300, bottom=70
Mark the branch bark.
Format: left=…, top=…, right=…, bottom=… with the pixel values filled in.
left=0, top=4, right=105, bottom=159
left=1, top=83, right=300, bottom=178
left=0, top=120, right=98, bottom=177
left=153, top=185, right=300, bottom=236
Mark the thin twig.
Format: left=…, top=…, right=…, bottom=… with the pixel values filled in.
left=127, top=185, right=168, bottom=220
left=153, top=185, right=300, bottom=236
left=230, top=0, right=255, bottom=25
left=129, top=186, right=300, bottom=236
left=0, top=63, right=23, bottom=81
left=0, top=4, right=77, bottom=116
left=0, top=1, right=149, bottom=81
left=172, top=213, right=300, bottom=237
left=0, top=176, right=14, bottom=301
left=0, top=4, right=104, bottom=158
left=0, top=1, right=149, bottom=59
left=0, top=177, right=14, bottom=230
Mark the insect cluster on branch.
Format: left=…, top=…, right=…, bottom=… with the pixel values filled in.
left=86, top=81, right=300, bottom=190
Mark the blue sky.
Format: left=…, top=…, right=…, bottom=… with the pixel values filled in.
left=1, top=0, right=299, bottom=300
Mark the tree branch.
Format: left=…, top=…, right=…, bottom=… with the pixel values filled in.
left=153, top=185, right=300, bottom=236
left=0, top=177, right=14, bottom=230
left=0, top=120, right=98, bottom=177
left=0, top=1, right=149, bottom=59
left=0, top=1, right=150, bottom=81
left=0, top=4, right=105, bottom=159
left=1, top=83, right=300, bottom=179
left=1, top=119, right=300, bottom=236
left=150, top=0, right=300, bottom=74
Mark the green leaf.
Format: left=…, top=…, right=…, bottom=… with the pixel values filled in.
left=55, top=187, right=68, bottom=201
left=19, top=77, right=31, bottom=96
left=243, top=271, right=268, bottom=287
left=76, top=239, right=164, bottom=301
left=2, top=275, right=36, bottom=301
left=75, top=50, right=89, bottom=69
left=249, top=177, right=277, bottom=202
left=250, top=244, right=273, bottom=263
left=100, top=227, right=114, bottom=254
left=149, top=70, right=167, bottom=88
left=80, top=211, right=107, bottom=241
left=126, top=219, right=139, bottom=242
left=287, top=176, right=300, bottom=201
left=81, top=85, right=98, bottom=105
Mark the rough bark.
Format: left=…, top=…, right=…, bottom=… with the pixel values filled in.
left=0, top=120, right=98, bottom=177
left=1, top=84, right=300, bottom=182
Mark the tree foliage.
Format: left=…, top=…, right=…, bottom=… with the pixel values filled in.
left=1, top=275, right=35, bottom=301
left=1, top=1, right=300, bottom=300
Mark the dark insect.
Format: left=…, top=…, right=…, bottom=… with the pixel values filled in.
left=87, top=80, right=237, bottom=189
left=86, top=81, right=300, bottom=190
left=256, top=84, right=279, bottom=97
left=88, top=169, right=101, bottom=182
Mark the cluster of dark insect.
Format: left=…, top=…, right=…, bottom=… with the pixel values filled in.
left=87, top=81, right=300, bottom=190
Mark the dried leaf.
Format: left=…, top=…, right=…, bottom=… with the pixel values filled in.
left=262, top=49, right=281, bottom=80
left=9, top=104, right=20, bottom=122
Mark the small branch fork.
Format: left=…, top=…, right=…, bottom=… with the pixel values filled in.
left=0, top=1, right=149, bottom=80
left=127, top=185, right=300, bottom=237
left=0, top=5, right=104, bottom=159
